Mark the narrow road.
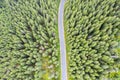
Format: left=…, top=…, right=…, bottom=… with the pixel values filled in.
left=58, top=0, right=67, bottom=80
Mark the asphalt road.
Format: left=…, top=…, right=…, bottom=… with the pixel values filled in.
left=58, top=0, right=67, bottom=80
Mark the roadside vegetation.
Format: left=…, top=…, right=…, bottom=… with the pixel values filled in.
left=64, top=0, right=120, bottom=80
left=0, top=0, right=60, bottom=80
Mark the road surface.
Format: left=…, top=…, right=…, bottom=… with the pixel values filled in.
left=58, top=0, right=67, bottom=80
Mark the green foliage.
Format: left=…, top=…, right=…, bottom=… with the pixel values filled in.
left=0, top=0, right=7, bottom=8
left=64, top=0, right=120, bottom=80
left=108, top=71, right=120, bottom=78
left=0, top=0, right=60, bottom=80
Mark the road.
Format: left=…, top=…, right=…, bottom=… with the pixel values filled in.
left=58, top=0, right=67, bottom=80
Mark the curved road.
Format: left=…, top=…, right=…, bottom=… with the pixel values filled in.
left=58, top=0, right=67, bottom=80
